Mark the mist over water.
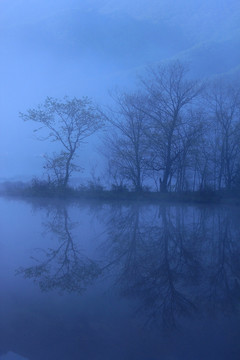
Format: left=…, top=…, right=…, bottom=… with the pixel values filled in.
left=1, top=198, right=240, bottom=359
left=1, top=1, right=240, bottom=359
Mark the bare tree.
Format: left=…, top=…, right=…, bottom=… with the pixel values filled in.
left=174, top=109, right=205, bottom=191
left=204, top=80, right=240, bottom=190
left=141, top=61, right=204, bottom=192
left=103, top=91, right=149, bottom=191
left=20, top=97, right=103, bottom=188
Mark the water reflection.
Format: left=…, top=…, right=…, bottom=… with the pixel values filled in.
left=0, top=352, right=29, bottom=360
left=104, top=205, right=240, bottom=329
left=17, top=202, right=240, bottom=329
left=17, top=205, right=101, bottom=293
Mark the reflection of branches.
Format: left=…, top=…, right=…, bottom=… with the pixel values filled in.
left=16, top=201, right=240, bottom=330
left=101, top=205, right=240, bottom=330
left=100, top=205, right=151, bottom=287
left=120, top=207, right=197, bottom=329
left=17, top=206, right=101, bottom=293
left=204, top=213, right=240, bottom=315
left=99, top=205, right=198, bottom=329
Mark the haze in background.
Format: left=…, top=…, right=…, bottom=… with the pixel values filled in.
left=1, top=0, right=239, bottom=182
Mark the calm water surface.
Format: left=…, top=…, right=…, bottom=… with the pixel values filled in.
left=1, top=197, right=240, bottom=360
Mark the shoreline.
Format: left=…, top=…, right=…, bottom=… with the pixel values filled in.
left=1, top=187, right=240, bottom=206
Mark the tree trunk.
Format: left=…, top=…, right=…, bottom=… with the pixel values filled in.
left=63, top=152, right=73, bottom=189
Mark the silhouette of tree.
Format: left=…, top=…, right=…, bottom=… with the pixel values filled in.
left=102, top=91, right=150, bottom=191
left=204, top=80, right=240, bottom=190
left=140, top=61, right=204, bottom=192
left=20, top=97, right=103, bottom=188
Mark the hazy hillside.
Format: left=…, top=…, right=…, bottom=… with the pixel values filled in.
left=1, top=0, right=239, bottom=76
left=0, top=0, right=240, bottom=180
left=1, top=10, right=192, bottom=68
left=93, top=0, right=240, bottom=41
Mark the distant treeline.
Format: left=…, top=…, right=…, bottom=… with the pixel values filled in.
left=18, top=60, right=240, bottom=195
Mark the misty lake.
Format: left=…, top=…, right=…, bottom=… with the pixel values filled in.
left=1, top=197, right=240, bottom=360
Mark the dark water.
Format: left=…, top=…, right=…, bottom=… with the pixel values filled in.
left=1, top=198, right=240, bottom=360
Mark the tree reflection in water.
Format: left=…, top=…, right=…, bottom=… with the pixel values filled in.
left=17, top=202, right=240, bottom=329
left=101, top=205, right=240, bottom=329
left=17, top=205, right=101, bottom=293
left=101, top=205, right=198, bottom=329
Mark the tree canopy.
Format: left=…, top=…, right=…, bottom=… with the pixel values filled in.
left=20, top=96, right=103, bottom=188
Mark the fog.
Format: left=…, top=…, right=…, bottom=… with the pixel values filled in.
left=1, top=198, right=240, bottom=359
left=1, top=3, right=240, bottom=359
left=0, top=0, right=240, bottom=183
